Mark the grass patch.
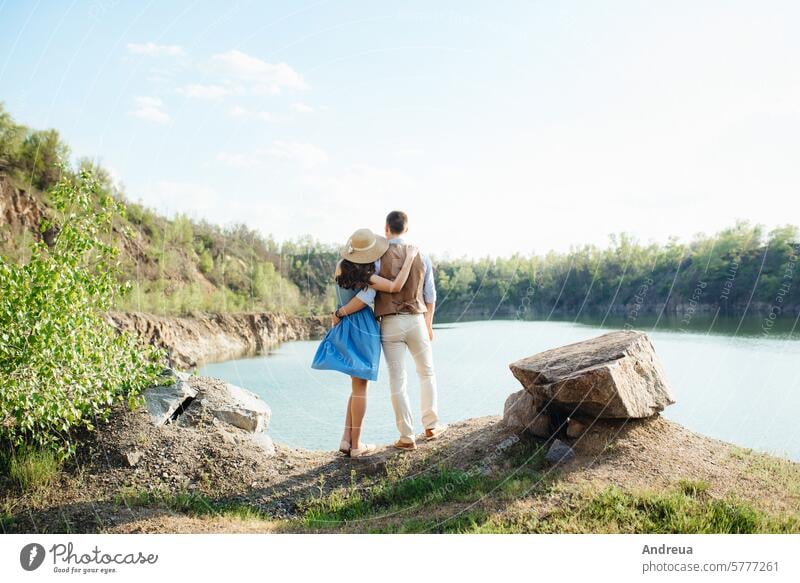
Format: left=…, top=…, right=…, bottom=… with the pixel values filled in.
left=732, top=447, right=800, bottom=499
left=372, top=510, right=492, bottom=534
left=301, top=439, right=549, bottom=531
left=114, top=487, right=271, bottom=522
left=1, top=446, right=61, bottom=493
left=303, top=467, right=488, bottom=526
left=676, top=479, right=710, bottom=497
left=504, top=484, right=800, bottom=534
left=0, top=500, right=19, bottom=533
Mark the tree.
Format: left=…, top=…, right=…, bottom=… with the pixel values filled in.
left=0, top=170, right=164, bottom=457
left=0, top=103, right=24, bottom=168
left=20, top=129, right=70, bottom=190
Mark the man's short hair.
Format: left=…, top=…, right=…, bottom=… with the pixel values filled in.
left=386, top=210, right=408, bottom=235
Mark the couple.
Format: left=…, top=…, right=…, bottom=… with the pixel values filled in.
left=311, top=211, right=447, bottom=457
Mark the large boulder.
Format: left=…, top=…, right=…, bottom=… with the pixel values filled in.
left=143, top=371, right=197, bottom=426
left=509, top=331, right=675, bottom=419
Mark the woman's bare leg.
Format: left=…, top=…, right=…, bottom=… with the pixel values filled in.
left=341, top=396, right=353, bottom=445
left=349, top=377, right=368, bottom=449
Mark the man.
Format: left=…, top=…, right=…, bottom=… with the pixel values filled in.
left=338, top=211, right=446, bottom=450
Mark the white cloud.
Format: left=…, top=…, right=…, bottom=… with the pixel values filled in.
left=126, top=42, right=185, bottom=57
left=300, top=164, right=416, bottom=205
left=217, top=141, right=328, bottom=169
left=291, top=102, right=314, bottom=114
left=129, top=96, right=171, bottom=124
left=177, top=84, right=230, bottom=100
left=227, top=105, right=284, bottom=122
left=228, top=105, right=249, bottom=117
left=209, top=50, right=307, bottom=94
left=216, top=151, right=255, bottom=168
left=267, top=141, right=327, bottom=166
left=256, top=111, right=280, bottom=122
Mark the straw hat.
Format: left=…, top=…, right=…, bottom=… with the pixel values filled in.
left=340, top=228, right=389, bottom=264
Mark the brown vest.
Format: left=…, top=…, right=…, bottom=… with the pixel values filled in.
left=374, top=244, right=427, bottom=317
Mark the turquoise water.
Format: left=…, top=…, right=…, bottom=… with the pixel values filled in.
left=200, top=319, right=800, bottom=460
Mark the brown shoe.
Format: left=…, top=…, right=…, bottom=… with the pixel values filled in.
left=393, top=439, right=417, bottom=451
left=424, top=425, right=448, bottom=441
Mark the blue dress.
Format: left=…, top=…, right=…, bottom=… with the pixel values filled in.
left=311, top=285, right=381, bottom=381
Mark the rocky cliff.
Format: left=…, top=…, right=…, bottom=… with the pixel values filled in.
left=0, top=174, right=51, bottom=246
left=108, top=311, right=328, bottom=368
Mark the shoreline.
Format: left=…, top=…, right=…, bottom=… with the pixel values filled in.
left=110, top=310, right=800, bottom=462
left=110, top=310, right=800, bottom=372
left=108, top=311, right=328, bottom=369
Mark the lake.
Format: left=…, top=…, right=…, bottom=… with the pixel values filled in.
left=200, top=317, right=800, bottom=461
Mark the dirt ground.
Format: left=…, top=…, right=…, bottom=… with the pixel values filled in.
left=3, top=400, right=798, bottom=534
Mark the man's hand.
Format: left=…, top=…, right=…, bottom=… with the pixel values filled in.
left=425, top=302, right=435, bottom=342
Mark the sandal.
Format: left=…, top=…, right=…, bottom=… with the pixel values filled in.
left=339, top=440, right=351, bottom=455
left=424, top=425, right=449, bottom=441
left=350, top=443, right=377, bottom=458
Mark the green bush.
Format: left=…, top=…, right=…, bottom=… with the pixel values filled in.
left=0, top=104, right=25, bottom=168
left=198, top=249, right=214, bottom=275
left=0, top=170, right=164, bottom=458
left=20, top=129, right=69, bottom=190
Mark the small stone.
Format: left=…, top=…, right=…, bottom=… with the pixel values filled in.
left=566, top=418, right=589, bottom=438
left=545, top=439, right=575, bottom=465
left=502, top=389, right=551, bottom=437
left=219, top=430, right=237, bottom=445
left=125, top=450, right=143, bottom=467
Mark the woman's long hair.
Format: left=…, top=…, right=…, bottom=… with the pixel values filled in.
left=336, top=259, right=376, bottom=290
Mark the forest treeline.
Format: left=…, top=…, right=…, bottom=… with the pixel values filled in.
left=2, top=104, right=798, bottom=320
left=288, top=223, right=799, bottom=322
left=432, top=225, right=798, bottom=321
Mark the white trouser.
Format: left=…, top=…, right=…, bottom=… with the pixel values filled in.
left=380, top=313, right=440, bottom=443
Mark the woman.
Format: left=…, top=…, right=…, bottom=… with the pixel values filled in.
left=311, top=228, right=418, bottom=458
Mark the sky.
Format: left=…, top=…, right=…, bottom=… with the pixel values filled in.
left=1, top=0, right=799, bottom=258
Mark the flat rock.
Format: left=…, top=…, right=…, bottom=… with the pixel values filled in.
left=545, top=439, right=575, bottom=464
left=186, top=377, right=272, bottom=433
left=125, top=450, right=143, bottom=467
left=143, top=373, right=198, bottom=426
left=509, top=331, right=675, bottom=419
left=502, top=390, right=551, bottom=437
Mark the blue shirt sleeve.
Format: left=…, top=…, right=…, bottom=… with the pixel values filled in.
left=355, top=259, right=380, bottom=304
left=422, top=254, right=437, bottom=304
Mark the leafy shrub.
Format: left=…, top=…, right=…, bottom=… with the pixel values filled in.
left=19, top=129, right=69, bottom=190
left=0, top=170, right=164, bottom=458
left=198, top=250, right=214, bottom=275
left=0, top=104, right=25, bottom=168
